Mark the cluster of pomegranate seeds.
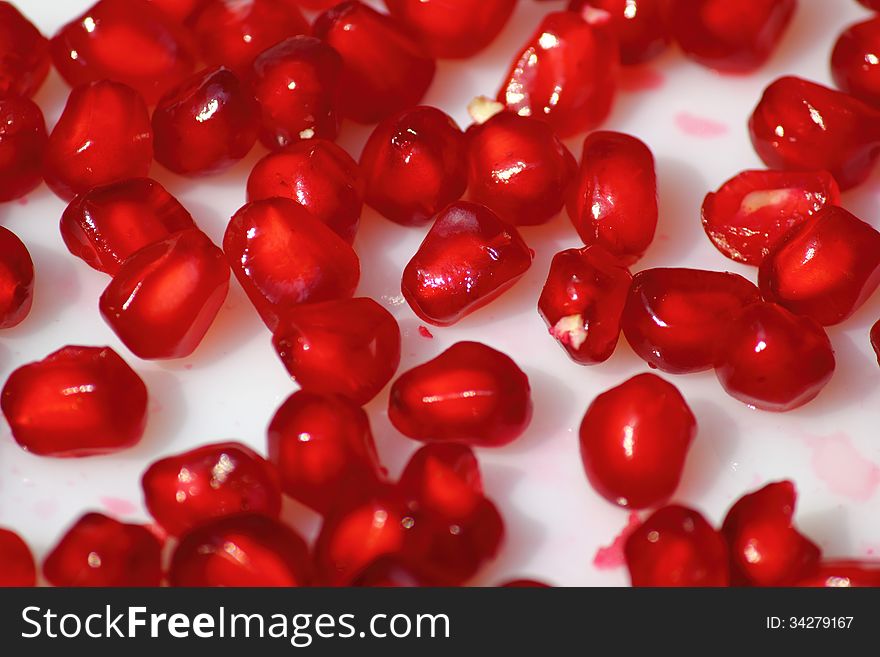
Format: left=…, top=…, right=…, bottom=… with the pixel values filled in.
left=0, top=226, right=35, bottom=329
left=0, top=95, right=47, bottom=203
left=0, top=527, right=36, bottom=587
left=0, top=1, right=50, bottom=97
left=568, top=0, right=669, bottom=65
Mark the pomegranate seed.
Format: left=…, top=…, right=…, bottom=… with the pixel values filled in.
left=398, top=443, right=483, bottom=518
left=43, top=513, right=163, bottom=587
left=146, top=0, right=205, bottom=23
left=388, top=341, right=533, bottom=447
left=871, top=319, right=880, bottom=366
left=701, top=170, right=841, bottom=266
left=0, top=226, right=34, bottom=329
left=497, top=10, right=618, bottom=138
left=795, top=561, right=880, bottom=587
left=832, top=18, right=880, bottom=108
left=568, top=0, right=670, bottom=64
left=360, top=106, right=467, bottom=226
left=0, top=95, right=47, bottom=203
left=625, top=505, right=730, bottom=586
left=0, top=527, right=36, bottom=587
left=0, top=2, right=50, bottom=97
left=714, top=302, right=835, bottom=412
left=169, top=513, right=312, bottom=586
left=401, top=201, right=532, bottom=326
left=272, top=297, right=401, bottom=405
left=223, top=198, right=360, bottom=331
left=500, top=579, right=552, bottom=587
left=1, top=346, right=148, bottom=457
left=267, top=391, right=384, bottom=514
left=313, top=1, right=436, bottom=124
left=721, top=481, right=820, bottom=586
left=350, top=556, right=425, bottom=587
left=44, top=81, right=153, bottom=201
left=538, top=245, right=632, bottom=365
left=749, top=76, right=880, bottom=190
left=858, top=0, right=880, bottom=9
left=50, top=0, right=198, bottom=105
left=294, top=0, right=338, bottom=9
left=247, top=140, right=364, bottom=244
left=621, top=268, right=761, bottom=374
left=250, top=36, right=342, bottom=149
left=567, top=131, right=657, bottom=264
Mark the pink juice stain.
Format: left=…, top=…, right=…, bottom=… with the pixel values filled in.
left=807, top=432, right=880, bottom=502
left=674, top=111, right=728, bottom=138
left=100, top=496, right=138, bottom=516
left=593, top=511, right=641, bottom=570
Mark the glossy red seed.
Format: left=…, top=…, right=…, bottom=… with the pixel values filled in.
left=832, top=18, right=880, bottom=108
left=500, top=579, right=552, bottom=587
left=267, top=391, right=384, bottom=514
left=872, top=319, right=880, bottom=366
left=0, top=2, right=50, bottom=97
left=169, top=513, right=312, bottom=586
left=0, top=528, right=36, bottom=587
left=1, top=346, right=148, bottom=457
left=567, top=130, right=657, bottom=264
left=399, top=443, right=483, bottom=517
left=44, top=81, right=153, bottom=201
left=313, top=1, right=436, bottom=124
left=295, top=0, right=338, bottom=9
left=794, top=561, right=880, bottom=587
left=43, top=513, right=163, bottom=587
left=749, top=76, right=880, bottom=190
left=0, top=95, right=47, bottom=202
left=247, top=140, right=364, bottom=244
left=858, top=0, right=880, bottom=9
left=621, top=268, right=761, bottom=374
left=714, top=302, right=835, bottom=412
left=50, top=0, right=198, bottom=105
left=625, top=505, right=729, bottom=586
left=146, top=0, right=206, bottom=23
left=389, top=341, right=533, bottom=447
left=273, top=297, right=401, bottom=405
left=497, top=10, right=618, bottom=138
left=0, top=227, right=34, bottom=329
left=360, top=106, right=467, bottom=226
left=350, top=556, right=425, bottom=587
left=401, top=201, right=532, bottom=326
left=568, top=0, right=669, bottom=64
left=701, top=170, right=841, bottom=266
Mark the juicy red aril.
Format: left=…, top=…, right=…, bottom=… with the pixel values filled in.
left=721, top=481, right=820, bottom=586
left=272, top=297, right=401, bottom=405
left=0, top=2, right=49, bottom=97
left=43, top=513, right=163, bottom=587
left=0, top=95, right=47, bottom=203
left=538, top=245, right=632, bottom=365
left=398, top=443, right=483, bottom=519
left=497, top=10, right=618, bottom=138
left=44, top=81, right=153, bottom=201
left=759, top=206, right=880, bottom=326
left=0, top=528, right=36, bottom=587
left=0, top=226, right=34, bottom=329
left=795, top=561, right=880, bottom=587
left=142, top=441, right=282, bottom=536
left=568, top=0, right=669, bottom=64
left=350, top=556, right=425, bottom=587
left=267, top=391, right=384, bottom=514
left=832, top=18, right=880, bottom=108
left=701, top=169, right=841, bottom=266
left=401, top=201, right=532, bottom=326
left=146, top=0, right=205, bottom=23
left=625, top=505, right=729, bottom=586
left=169, top=513, right=312, bottom=586
left=388, top=341, right=533, bottom=448
left=872, top=319, right=880, bottom=366
left=360, top=106, right=467, bottom=226
left=714, top=302, right=835, bottom=412
left=153, top=66, right=260, bottom=176
left=859, top=0, right=880, bottom=9
left=621, top=268, right=761, bottom=374
left=1, top=346, right=148, bottom=457
left=223, top=198, right=360, bottom=331
left=247, top=140, right=364, bottom=244
left=313, top=1, right=435, bottom=124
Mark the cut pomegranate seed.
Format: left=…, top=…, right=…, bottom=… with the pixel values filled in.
left=401, top=201, right=532, bottom=326
left=0, top=527, right=36, bottom=587
left=538, top=245, right=632, bottom=365
left=621, top=268, right=761, bottom=374
left=43, top=512, right=163, bottom=587
left=833, top=17, right=880, bottom=109
left=701, top=169, right=841, bottom=266
left=714, top=302, right=835, bottom=412
left=388, top=341, right=533, bottom=447
left=0, top=95, right=47, bottom=203
left=568, top=0, right=670, bottom=64
left=871, top=319, right=880, bottom=366
left=1, top=346, right=148, bottom=457
left=0, top=2, right=49, bottom=97
left=795, top=561, right=880, bottom=587
left=350, top=556, right=425, bottom=587
left=0, top=226, right=34, bottom=329
left=313, top=1, right=436, bottom=124
left=500, top=579, right=552, bottom=588
left=146, top=0, right=205, bottom=23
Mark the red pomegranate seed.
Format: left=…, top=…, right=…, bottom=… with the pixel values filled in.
left=621, top=268, right=761, bottom=374
left=50, top=0, right=198, bottom=105
left=1, top=346, right=148, bottom=457
left=153, top=66, right=260, bottom=176
left=0, top=2, right=50, bottom=97
left=0, top=226, right=34, bottom=329
left=272, top=297, right=401, bottom=405
left=714, top=302, right=835, bottom=412
left=383, top=0, right=515, bottom=59
left=749, top=76, right=880, bottom=190
left=169, top=513, right=312, bottom=586
left=250, top=36, right=342, bottom=149
left=350, top=556, right=425, bottom=587
left=43, top=513, right=163, bottom=587
left=146, top=0, right=205, bottom=23
left=500, top=578, right=551, bottom=588
left=0, top=527, right=36, bottom=587
left=497, top=10, right=618, bottom=138
left=295, top=0, right=338, bottom=9
left=399, top=443, right=482, bottom=517
left=247, top=140, right=364, bottom=244
left=872, top=319, right=880, bottom=366
left=721, top=481, right=820, bottom=586
left=223, top=198, right=360, bottom=331
left=795, top=561, right=880, bottom=587
left=388, top=341, right=533, bottom=447
left=313, top=1, right=436, bottom=124
left=538, top=245, right=632, bottom=365
left=567, top=130, right=657, bottom=264
left=568, top=0, right=670, bottom=64
left=360, top=106, right=467, bottom=226
left=701, top=169, right=841, bottom=266
left=832, top=18, right=880, bottom=108
left=267, top=391, right=384, bottom=514
left=401, top=201, right=532, bottom=326
left=100, top=229, right=230, bottom=359
left=0, top=95, right=47, bottom=203
left=625, top=505, right=730, bottom=586
left=44, top=81, right=153, bottom=201
left=858, top=0, right=880, bottom=9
